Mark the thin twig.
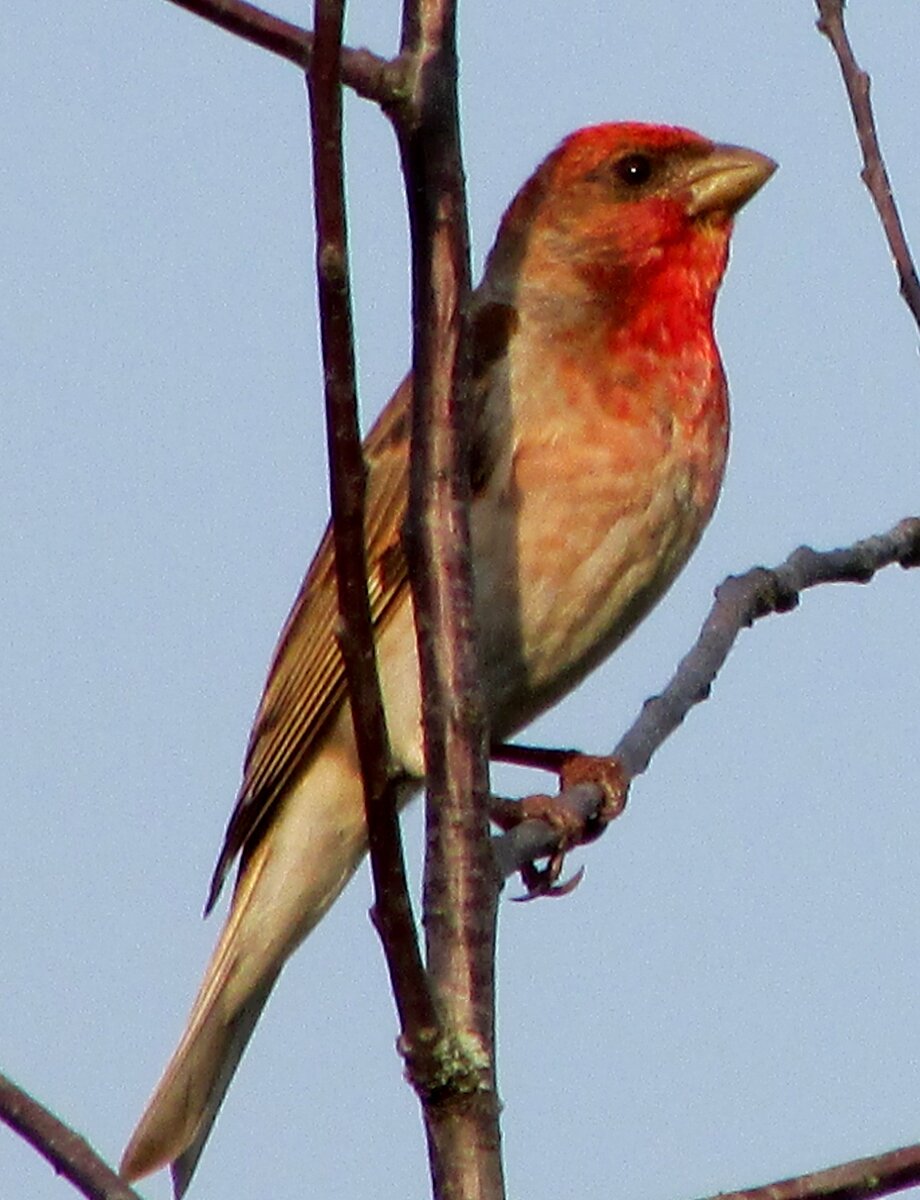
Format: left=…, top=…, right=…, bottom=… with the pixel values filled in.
left=307, top=0, right=436, bottom=1043
left=163, top=0, right=401, bottom=102
left=0, top=1071, right=141, bottom=1200
left=709, top=1138, right=920, bottom=1200
left=615, top=517, right=920, bottom=776
left=494, top=518, right=920, bottom=878
left=815, top=0, right=920, bottom=331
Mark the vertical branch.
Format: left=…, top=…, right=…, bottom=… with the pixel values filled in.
left=310, top=2, right=504, bottom=1194
left=393, top=2, right=504, bottom=1198
left=815, top=0, right=920, bottom=331
left=306, top=0, right=435, bottom=1038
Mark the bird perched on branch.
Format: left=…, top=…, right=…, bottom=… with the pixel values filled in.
left=122, top=122, right=774, bottom=1195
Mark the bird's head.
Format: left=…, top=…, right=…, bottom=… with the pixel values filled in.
left=480, top=122, right=776, bottom=343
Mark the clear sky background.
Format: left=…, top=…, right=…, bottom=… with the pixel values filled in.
left=3, top=3, right=920, bottom=1199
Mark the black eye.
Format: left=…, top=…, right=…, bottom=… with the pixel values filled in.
left=614, top=153, right=653, bottom=186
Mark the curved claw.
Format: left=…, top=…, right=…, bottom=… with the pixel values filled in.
left=492, top=752, right=628, bottom=902
left=513, top=863, right=585, bottom=902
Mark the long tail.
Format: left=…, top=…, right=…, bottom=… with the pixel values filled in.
left=120, top=751, right=369, bottom=1196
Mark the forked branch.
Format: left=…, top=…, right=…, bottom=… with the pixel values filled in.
left=163, top=0, right=401, bottom=102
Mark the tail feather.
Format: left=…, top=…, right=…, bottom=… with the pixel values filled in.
left=121, top=746, right=371, bottom=1195
left=169, top=976, right=274, bottom=1198
left=120, top=842, right=280, bottom=1186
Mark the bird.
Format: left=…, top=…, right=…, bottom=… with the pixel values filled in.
left=121, top=121, right=775, bottom=1195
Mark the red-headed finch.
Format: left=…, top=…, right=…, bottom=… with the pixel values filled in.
left=121, top=122, right=775, bottom=1195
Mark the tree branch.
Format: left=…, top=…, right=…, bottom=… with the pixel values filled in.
left=615, top=517, right=920, bottom=776
left=393, top=0, right=503, bottom=1197
left=815, top=0, right=920, bottom=332
left=306, top=0, right=437, bottom=1050
left=712, top=1139, right=920, bottom=1200
left=0, top=1070, right=141, bottom=1200
left=494, top=518, right=920, bottom=879
left=163, top=0, right=401, bottom=102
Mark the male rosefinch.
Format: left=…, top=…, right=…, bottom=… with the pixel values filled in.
left=122, top=122, right=774, bottom=1194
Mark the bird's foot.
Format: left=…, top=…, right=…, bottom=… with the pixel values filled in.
left=490, top=751, right=629, bottom=899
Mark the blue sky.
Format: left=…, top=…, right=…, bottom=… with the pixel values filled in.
left=3, top=3, right=920, bottom=1198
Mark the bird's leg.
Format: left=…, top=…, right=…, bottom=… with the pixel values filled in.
left=490, top=741, right=579, bottom=771
left=489, top=745, right=629, bottom=898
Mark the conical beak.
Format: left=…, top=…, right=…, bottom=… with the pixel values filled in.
left=685, top=143, right=777, bottom=218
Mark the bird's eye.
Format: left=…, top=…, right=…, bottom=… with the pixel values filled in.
left=614, top=153, right=653, bottom=187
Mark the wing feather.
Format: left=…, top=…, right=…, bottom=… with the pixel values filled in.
left=205, top=378, right=413, bottom=910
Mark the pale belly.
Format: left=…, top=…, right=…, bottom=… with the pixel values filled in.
left=372, top=362, right=726, bottom=767
left=471, top=418, right=723, bottom=736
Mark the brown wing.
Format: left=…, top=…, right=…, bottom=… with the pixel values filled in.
left=205, top=377, right=413, bottom=912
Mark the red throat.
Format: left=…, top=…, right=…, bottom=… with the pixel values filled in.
left=599, top=219, right=732, bottom=357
